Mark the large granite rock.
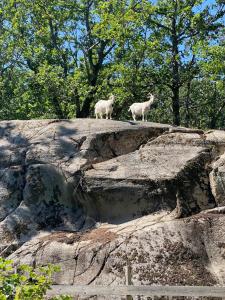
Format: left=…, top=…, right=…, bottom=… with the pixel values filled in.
left=0, top=120, right=170, bottom=251
left=205, top=130, right=225, bottom=206
left=1, top=119, right=225, bottom=290
left=9, top=210, right=225, bottom=286
left=82, top=141, right=214, bottom=223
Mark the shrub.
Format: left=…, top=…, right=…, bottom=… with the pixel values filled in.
left=0, top=258, right=72, bottom=300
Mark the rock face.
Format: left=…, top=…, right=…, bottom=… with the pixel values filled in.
left=83, top=138, right=213, bottom=223
left=1, top=119, right=225, bottom=290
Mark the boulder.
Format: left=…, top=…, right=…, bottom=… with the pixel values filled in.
left=0, top=120, right=171, bottom=253
left=82, top=142, right=214, bottom=223
left=9, top=211, right=225, bottom=286
left=1, top=119, right=225, bottom=288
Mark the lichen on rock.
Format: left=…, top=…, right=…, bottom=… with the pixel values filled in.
left=0, top=119, right=225, bottom=287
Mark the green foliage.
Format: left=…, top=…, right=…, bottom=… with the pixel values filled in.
left=0, top=258, right=72, bottom=300
left=0, top=0, right=224, bottom=127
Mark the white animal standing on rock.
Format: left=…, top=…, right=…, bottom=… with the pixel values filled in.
left=128, top=93, right=155, bottom=122
left=95, top=94, right=115, bottom=120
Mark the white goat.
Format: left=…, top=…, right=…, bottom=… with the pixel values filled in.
left=128, top=93, right=155, bottom=122
left=95, top=94, right=115, bottom=119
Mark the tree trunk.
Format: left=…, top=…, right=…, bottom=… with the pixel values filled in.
left=185, top=80, right=191, bottom=127
left=77, top=69, right=99, bottom=118
left=71, top=88, right=81, bottom=117
left=171, top=3, right=180, bottom=126
left=210, top=101, right=225, bottom=129
left=75, top=96, right=81, bottom=118
left=172, top=85, right=180, bottom=126
left=210, top=83, right=218, bottom=129
left=77, top=88, right=96, bottom=118
left=52, top=95, right=65, bottom=119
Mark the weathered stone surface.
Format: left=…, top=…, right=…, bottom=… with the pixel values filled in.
left=24, top=119, right=170, bottom=173
left=82, top=143, right=214, bottom=223
left=205, top=130, right=225, bottom=148
left=1, top=119, right=225, bottom=289
left=209, top=153, right=225, bottom=206
left=0, top=167, right=24, bottom=221
left=9, top=211, right=225, bottom=286
left=0, top=120, right=171, bottom=254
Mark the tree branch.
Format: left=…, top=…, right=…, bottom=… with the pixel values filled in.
left=148, top=18, right=171, bottom=31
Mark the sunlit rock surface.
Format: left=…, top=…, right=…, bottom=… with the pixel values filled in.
left=0, top=119, right=225, bottom=287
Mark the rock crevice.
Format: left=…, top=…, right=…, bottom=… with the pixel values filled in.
left=1, top=119, right=225, bottom=286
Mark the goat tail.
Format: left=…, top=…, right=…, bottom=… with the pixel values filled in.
left=128, top=107, right=131, bottom=112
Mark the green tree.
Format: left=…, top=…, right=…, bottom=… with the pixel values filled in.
left=144, top=0, right=225, bottom=125
left=0, top=0, right=224, bottom=128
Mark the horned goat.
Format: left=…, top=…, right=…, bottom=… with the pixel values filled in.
left=128, top=93, right=155, bottom=122
left=95, top=94, right=115, bottom=120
